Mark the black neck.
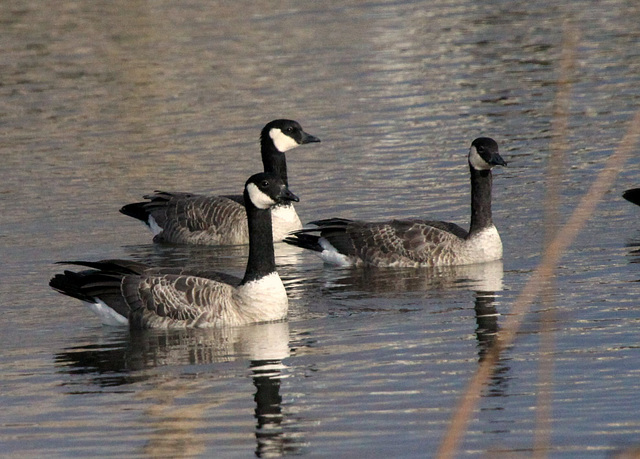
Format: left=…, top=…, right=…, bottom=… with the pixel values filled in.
left=468, top=166, right=493, bottom=236
left=241, top=201, right=276, bottom=285
left=261, top=138, right=288, bottom=186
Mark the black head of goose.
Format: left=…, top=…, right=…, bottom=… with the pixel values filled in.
left=623, top=188, right=640, bottom=206
left=50, top=173, right=299, bottom=329
left=119, top=119, right=319, bottom=246
left=284, top=137, right=507, bottom=267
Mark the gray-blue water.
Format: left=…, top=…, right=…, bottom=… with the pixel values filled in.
left=2, top=0, right=640, bottom=457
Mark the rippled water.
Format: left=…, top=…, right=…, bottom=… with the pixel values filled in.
left=2, top=0, right=640, bottom=457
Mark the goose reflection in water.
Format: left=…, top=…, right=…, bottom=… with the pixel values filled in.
left=624, top=236, right=640, bottom=271
left=55, top=321, right=298, bottom=457
left=297, top=259, right=510, bottom=393
left=473, top=290, right=511, bottom=397
left=308, top=259, right=505, bottom=296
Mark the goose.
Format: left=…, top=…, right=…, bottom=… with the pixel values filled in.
left=284, top=137, right=507, bottom=267
left=623, top=188, right=640, bottom=206
left=49, top=173, right=298, bottom=329
left=120, top=119, right=319, bottom=245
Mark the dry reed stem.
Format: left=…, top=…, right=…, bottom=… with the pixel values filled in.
left=534, top=22, right=578, bottom=459
left=436, top=86, right=640, bottom=459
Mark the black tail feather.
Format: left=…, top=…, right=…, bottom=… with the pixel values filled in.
left=55, top=259, right=148, bottom=275
left=283, top=233, right=323, bottom=252
left=308, top=217, right=353, bottom=228
left=50, top=264, right=132, bottom=319
left=119, top=202, right=151, bottom=224
left=50, top=269, right=124, bottom=300
left=287, top=220, right=357, bottom=257
left=49, top=270, right=97, bottom=303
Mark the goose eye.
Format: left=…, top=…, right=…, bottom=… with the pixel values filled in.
left=285, top=126, right=294, bottom=133
left=260, top=180, right=270, bottom=188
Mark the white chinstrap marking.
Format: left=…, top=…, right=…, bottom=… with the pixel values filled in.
left=468, top=145, right=492, bottom=170
left=269, top=128, right=300, bottom=152
left=84, top=300, right=128, bottom=326
left=246, top=182, right=277, bottom=209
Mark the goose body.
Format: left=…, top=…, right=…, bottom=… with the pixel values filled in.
left=50, top=173, right=298, bottom=329
left=284, top=137, right=506, bottom=267
left=120, top=119, right=319, bottom=246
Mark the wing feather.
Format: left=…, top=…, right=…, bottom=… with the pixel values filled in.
left=319, top=219, right=468, bottom=266
left=124, top=273, right=236, bottom=328
left=126, top=191, right=248, bottom=245
left=149, top=193, right=247, bottom=245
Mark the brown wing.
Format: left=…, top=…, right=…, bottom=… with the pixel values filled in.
left=144, top=192, right=248, bottom=245
left=123, top=273, right=236, bottom=328
left=346, top=219, right=467, bottom=266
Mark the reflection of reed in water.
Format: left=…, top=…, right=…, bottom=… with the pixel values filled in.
left=56, top=322, right=297, bottom=457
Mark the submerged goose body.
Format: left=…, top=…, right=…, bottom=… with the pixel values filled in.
left=50, top=173, right=298, bottom=329
left=284, top=137, right=506, bottom=267
left=120, top=119, right=319, bottom=246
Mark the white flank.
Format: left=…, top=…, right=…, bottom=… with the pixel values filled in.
left=468, top=145, right=492, bottom=170
left=269, top=128, right=299, bottom=152
left=246, top=182, right=276, bottom=209
left=318, top=238, right=353, bottom=266
left=148, top=215, right=163, bottom=236
left=84, top=300, right=129, bottom=326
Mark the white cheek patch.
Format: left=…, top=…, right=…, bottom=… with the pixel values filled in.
left=246, top=182, right=277, bottom=209
left=269, top=128, right=300, bottom=152
left=468, top=145, right=491, bottom=170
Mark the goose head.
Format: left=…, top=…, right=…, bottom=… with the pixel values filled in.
left=244, top=172, right=300, bottom=210
left=261, top=119, right=321, bottom=153
left=468, top=137, right=507, bottom=171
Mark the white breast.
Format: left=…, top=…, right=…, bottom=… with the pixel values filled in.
left=461, top=225, right=503, bottom=264
left=236, top=272, right=289, bottom=322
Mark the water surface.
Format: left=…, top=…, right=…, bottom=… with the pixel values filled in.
left=2, top=0, right=640, bottom=457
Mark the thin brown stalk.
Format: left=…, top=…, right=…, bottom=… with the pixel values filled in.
left=534, top=22, right=578, bottom=458
left=436, top=108, right=640, bottom=459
